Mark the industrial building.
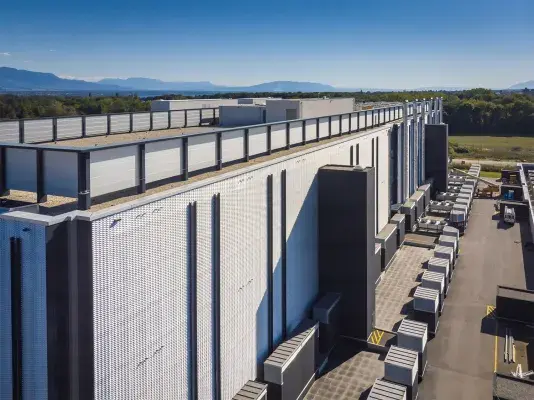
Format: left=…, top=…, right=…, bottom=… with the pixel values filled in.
left=0, top=98, right=463, bottom=400
left=265, top=98, right=355, bottom=123
left=218, top=104, right=266, bottom=126
left=150, top=98, right=239, bottom=111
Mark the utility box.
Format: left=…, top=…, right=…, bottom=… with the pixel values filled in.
left=421, top=271, right=445, bottom=314
left=396, top=319, right=428, bottom=379
left=232, top=381, right=268, bottom=400
left=376, top=224, right=398, bottom=271
left=418, top=184, right=431, bottom=210
left=219, top=105, right=266, bottom=127
left=368, top=379, right=407, bottom=400
left=413, top=287, right=440, bottom=335
left=438, top=235, right=458, bottom=256
left=384, top=346, right=419, bottom=400
left=266, top=98, right=355, bottom=123
left=434, top=245, right=455, bottom=270
left=390, top=213, right=406, bottom=248
left=428, top=257, right=450, bottom=295
left=264, top=323, right=318, bottom=400
left=410, top=191, right=425, bottom=219
left=312, top=293, right=341, bottom=355
left=401, top=200, right=417, bottom=232
left=442, top=226, right=459, bottom=241
left=496, top=286, right=534, bottom=325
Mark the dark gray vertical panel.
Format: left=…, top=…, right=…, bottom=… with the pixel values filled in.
left=0, top=146, right=7, bottom=195
left=138, top=144, right=146, bottom=194
left=10, top=237, right=22, bottom=400
left=36, top=149, right=47, bottom=203
left=188, top=202, right=198, bottom=400
left=281, top=169, right=287, bottom=340
left=183, top=137, right=189, bottom=180
left=356, top=144, right=360, bottom=165
left=318, top=167, right=376, bottom=340
left=77, top=152, right=91, bottom=210
left=424, top=124, right=449, bottom=193
left=350, top=145, right=354, bottom=166
left=372, top=138, right=375, bottom=167
left=74, top=219, right=94, bottom=400
left=267, top=175, right=274, bottom=354
left=212, top=194, right=221, bottom=400
left=46, top=222, right=71, bottom=399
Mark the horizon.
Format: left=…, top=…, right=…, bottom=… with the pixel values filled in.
left=0, top=0, right=533, bottom=89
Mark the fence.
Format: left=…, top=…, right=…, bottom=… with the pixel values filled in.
left=0, top=99, right=443, bottom=211
left=0, top=108, right=220, bottom=144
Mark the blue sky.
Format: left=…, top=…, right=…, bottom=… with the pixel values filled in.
left=0, top=0, right=533, bottom=89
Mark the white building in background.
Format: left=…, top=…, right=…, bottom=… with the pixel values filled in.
left=265, top=98, right=355, bottom=123
left=150, top=98, right=239, bottom=111
left=219, top=105, right=266, bottom=127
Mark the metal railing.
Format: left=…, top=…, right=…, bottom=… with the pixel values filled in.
left=0, top=98, right=443, bottom=211
left=0, top=108, right=220, bottom=144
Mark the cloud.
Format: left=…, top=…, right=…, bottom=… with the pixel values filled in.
left=23, top=60, right=32, bottom=63
left=58, top=75, right=112, bottom=82
left=1, top=52, right=11, bottom=56
left=49, top=49, right=56, bottom=52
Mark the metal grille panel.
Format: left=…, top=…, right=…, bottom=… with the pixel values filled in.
left=57, top=117, right=82, bottom=139
left=24, top=119, right=53, bottom=143
left=0, top=121, right=19, bottom=143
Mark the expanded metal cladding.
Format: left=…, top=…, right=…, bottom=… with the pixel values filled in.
left=89, top=128, right=392, bottom=399
left=0, top=221, right=48, bottom=400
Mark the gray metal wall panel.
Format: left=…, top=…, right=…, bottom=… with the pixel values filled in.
left=189, top=133, right=217, bottom=172
left=44, top=150, right=78, bottom=197
left=109, top=114, right=130, bottom=134
left=289, top=121, right=303, bottom=145
left=92, top=198, right=191, bottom=399
left=221, top=129, right=245, bottom=163
left=24, top=120, right=53, bottom=143
left=0, top=121, right=20, bottom=143
left=0, top=220, right=48, bottom=400
left=304, top=120, right=317, bottom=142
left=351, top=114, right=358, bottom=131
left=90, top=146, right=138, bottom=197
left=152, top=112, right=168, bottom=130
left=188, top=110, right=201, bottom=126
left=132, top=113, right=150, bottom=131
left=341, top=115, right=350, bottom=133
left=359, top=113, right=366, bottom=129
left=85, top=116, right=108, bottom=136
left=145, top=139, right=182, bottom=184
left=57, top=117, right=82, bottom=139
left=378, top=131, right=390, bottom=231
left=249, top=126, right=268, bottom=156
left=272, top=171, right=283, bottom=345
left=318, top=117, right=329, bottom=138
left=5, top=148, right=37, bottom=192
left=331, top=116, right=340, bottom=136
left=270, top=124, right=286, bottom=150
left=170, top=110, right=186, bottom=128
left=366, top=112, right=373, bottom=127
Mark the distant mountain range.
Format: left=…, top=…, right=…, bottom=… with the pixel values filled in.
left=1, top=66, right=532, bottom=93
left=508, top=80, right=534, bottom=90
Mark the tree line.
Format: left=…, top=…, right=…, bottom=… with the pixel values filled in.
left=1, top=88, right=533, bottom=136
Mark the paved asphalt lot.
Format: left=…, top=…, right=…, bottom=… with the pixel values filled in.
left=419, top=199, right=530, bottom=400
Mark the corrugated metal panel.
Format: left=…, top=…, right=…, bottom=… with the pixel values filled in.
left=145, top=139, right=182, bottom=184
left=189, top=133, right=217, bottom=172
left=24, top=119, right=53, bottom=143
left=248, top=126, right=268, bottom=156
left=57, top=117, right=82, bottom=139
left=270, top=123, right=286, bottom=150
left=170, top=110, right=186, bottom=128
left=318, top=117, right=329, bottom=138
left=5, top=148, right=37, bottom=192
left=289, top=121, right=303, bottom=145
left=109, top=114, right=130, bottom=134
left=85, top=115, right=108, bottom=136
left=132, top=113, right=150, bottom=131
left=0, top=121, right=20, bottom=143
left=92, top=198, right=191, bottom=399
left=152, top=112, right=168, bottom=130
left=304, top=119, right=316, bottom=142
left=221, top=129, right=245, bottom=163
left=90, top=146, right=138, bottom=197
left=378, top=130, right=390, bottom=231
left=0, top=220, right=48, bottom=399
left=44, top=150, right=78, bottom=197
left=272, top=170, right=283, bottom=345
left=341, top=115, right=350, bottom=133
left=330, top=116, right=340, bottom=135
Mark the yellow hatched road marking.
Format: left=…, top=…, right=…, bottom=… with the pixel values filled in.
left=369, top=329, right=385, bottom=345
left=486, top=305, right=496, bottom=316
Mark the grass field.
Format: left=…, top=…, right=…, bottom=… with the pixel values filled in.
left=449, top=135, right=534, bottom=162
